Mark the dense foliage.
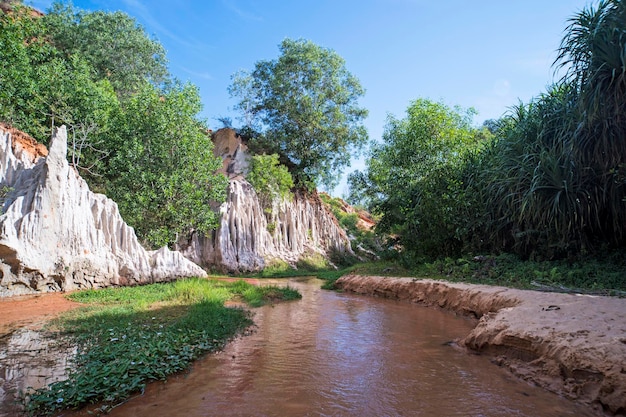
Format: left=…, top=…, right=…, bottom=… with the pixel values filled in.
left=25, top=278, right=301, bottom=415
left=348, top=100, right=489, bottom=259
left=319, top=193, right=379, bottom=260
left=476, top=0, right=626, bottom=258
left=246, top=153, right=294, bottom=210
left=229, top=38, right=369, bottom=190
left=350, top=0, right=626, bottom=266
left=0, top=2, right=226, bottom=248
left=106, top=82, right=227, bottom=247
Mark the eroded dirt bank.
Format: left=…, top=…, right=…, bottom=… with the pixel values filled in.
left=0, top=293, right=80, bottom=335
left=336, top=274, right=626, bottom=416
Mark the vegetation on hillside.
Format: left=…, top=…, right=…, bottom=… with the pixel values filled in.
left=247, top=153, right=294, bottom=212
left=0, top=1, right=226, bottom=248
left=319, top=193, right=380, bottom=260
left=348, top=0, right=626, bottom=292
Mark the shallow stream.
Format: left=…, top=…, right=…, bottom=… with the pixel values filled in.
left=0, top=277, right=602, bottom=416
left=94, top=277, right=596, bottom=417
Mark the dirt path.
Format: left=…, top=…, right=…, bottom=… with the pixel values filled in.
left=0, top=292, right=81, bottom=336
left=335, top=274, right=626, bottom=416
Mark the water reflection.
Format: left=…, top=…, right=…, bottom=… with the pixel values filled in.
left=0, top=328, right=75, bottom=417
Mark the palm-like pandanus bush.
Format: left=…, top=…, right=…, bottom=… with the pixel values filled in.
left=556, top=0, right=626, bottom=247
left=479, top=0, right=626, bottom=259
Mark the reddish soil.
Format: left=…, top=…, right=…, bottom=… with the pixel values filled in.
left=336, top=274, right=626, bottom=416
left=0, top=2, right=44, bottom=17
left=0, top=292, right=80, bottom=335
left=0, top=122, right=48, bottom=162
left=0, top=278, right=261, bottom=335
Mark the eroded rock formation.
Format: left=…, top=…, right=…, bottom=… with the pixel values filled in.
left=179, top=128, right=352, bottom=272
left=0, top=126, right=206, bottom=297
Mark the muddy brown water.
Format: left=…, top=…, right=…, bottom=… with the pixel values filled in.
left=2, top=277, right=600, bottom=416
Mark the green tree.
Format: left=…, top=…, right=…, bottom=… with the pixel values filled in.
left=246, top=153, right=294, bottom=210
left=229, top=38, right=368, bottom=189
left=349, top=99, right=486, bottom=259
left=0, top=4, right=51, bottom=134
left=107, top=81, right=227, bottom=248
left=33, top=55, right=119, bottom=171
left=0, top=3, right=228, bottom=247
left=42, top=1, right=168, bottom=97
left=0, top=5, right=118, bottom=156
left=555, top=0, right=626, bottom=245
left=476, top=0, right=626, bottom=259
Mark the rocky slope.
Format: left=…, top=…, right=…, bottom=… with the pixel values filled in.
left=336, top=274, right=626, bottom=416
left=178, top=128, right=353, bottom=272
left=0, top=125, right=205, bottom=297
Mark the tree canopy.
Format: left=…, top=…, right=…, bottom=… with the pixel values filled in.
left=230, top=38, right=368, bottom=190
left=43, top=2, right=168, bottom=97
left=349, top=0, right=626, bottom=262
left=0, top=1, right=227, bottom=248
left=349, top=99, right=487, bottom=259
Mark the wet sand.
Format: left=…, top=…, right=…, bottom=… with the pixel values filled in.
left=0, top=293, right=80, bottom=335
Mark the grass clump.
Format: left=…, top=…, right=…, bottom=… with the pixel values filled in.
left=24, top=278, right=300, bottom=416
left=223, top=278, right=301, bottom=307
left=314, top=249, right=626, bottom=295
left=344, top=253, right=626, bottom=295
left=317, top=265, right=359, bottom=290
left=296, top=252, right=331, bottom=271
left=243, top=257, right=329, bottom=279
left=255, top=259, right=296, bottom=277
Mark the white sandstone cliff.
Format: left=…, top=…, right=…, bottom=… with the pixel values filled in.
left=178, top=128, right=352, bottom=272
left=0, top=126, right=206, bottom=297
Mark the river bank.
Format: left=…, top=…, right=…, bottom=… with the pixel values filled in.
left=335, top=274, right=626, bottom=416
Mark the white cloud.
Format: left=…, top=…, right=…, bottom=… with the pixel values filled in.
left=119, top=0, right=212, bottom=52
left=493, top=79, right=511, bottom=97
left=220, top=0, right=264, bottom=22
left=177, top=66, right=214, bottom=81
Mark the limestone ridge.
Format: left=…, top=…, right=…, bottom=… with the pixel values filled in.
left=0, top=126, right=206, bottom=297
left=179, top=128, right=353, bottom=272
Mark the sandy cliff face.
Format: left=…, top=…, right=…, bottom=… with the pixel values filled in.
left=0, top=126, right=205, bottom=297
left=336, top=275, right=626, bottom=416
left=178, top=128, right=352, bottom=272
left=181, top=179, right=352, bottom=272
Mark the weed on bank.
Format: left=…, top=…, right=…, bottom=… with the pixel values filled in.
left=24, top=278, right=300, bottom=416
left=324, top=253, right=626, bottom=295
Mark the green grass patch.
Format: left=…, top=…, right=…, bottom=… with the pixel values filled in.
left=317, top=265, right=359, bottom=290
left=417, top=253, right=626, bottom=294
left=343, top=253, right=626, bottom=295
left=296, top=252, right=331, bottom=271
left=255, top=259, right=297, bottom=277
left=24, top=278, right=301, bottom=416
left=241, top=257, right=326, bottom=279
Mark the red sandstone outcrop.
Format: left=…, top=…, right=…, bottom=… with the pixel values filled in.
left=336, top=274, right=626, bottom=416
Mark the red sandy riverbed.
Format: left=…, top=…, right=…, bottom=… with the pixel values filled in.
left=0, top=293, right=80, bottom=335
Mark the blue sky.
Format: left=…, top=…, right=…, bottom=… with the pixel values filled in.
left=28, top=0, right=591, bottom=195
